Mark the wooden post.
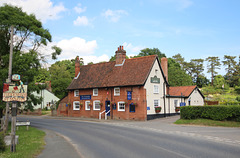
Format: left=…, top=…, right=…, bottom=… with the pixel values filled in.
left=3, top=25, right=14, bottom=134
left=11, top=102, right=17, bottom=152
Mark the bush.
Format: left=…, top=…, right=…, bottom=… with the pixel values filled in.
left=0, top=132, right=6, bottom=152
left=180, top=105, right=240, bottom=122
left=236, top=96, right=240, bottom=102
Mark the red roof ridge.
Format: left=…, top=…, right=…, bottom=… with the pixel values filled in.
left=128, top=55, right=157, bottom=60
left=170, top=85, right=196, bottom=88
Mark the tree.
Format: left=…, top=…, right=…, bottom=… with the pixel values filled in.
left=172, top=53, right=185, bottom=68
left=205, top=56, right=221, bottom=86
left=0, top=4, right=60, bottom=61
left=222, top=55, right=237, bottom=87
left=53, top=58, right=83, bottom=79
left=139, top=48, right=166, bottom=59
left=168, top=58, right=193, bottom=86
left=213, top=75, right=226, bottom=89
left=0, top=5, right=60, bottom=113
left=189, top=59, right=204, bottom=86
left=49, top=64, right=72, bottom=99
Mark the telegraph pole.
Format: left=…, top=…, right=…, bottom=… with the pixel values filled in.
left=3, top=25, right=14, bottom=134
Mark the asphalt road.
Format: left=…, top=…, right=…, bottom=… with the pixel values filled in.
left=18, top=116, right=240, bottom=158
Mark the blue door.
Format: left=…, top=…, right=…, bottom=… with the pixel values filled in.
left=105, top=101, right=110, bottom=116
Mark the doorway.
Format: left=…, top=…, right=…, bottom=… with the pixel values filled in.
left=105, top=100, right=110, bottom=116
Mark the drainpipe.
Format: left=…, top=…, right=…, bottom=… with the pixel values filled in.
left=163, top=82, right=166, bottom=117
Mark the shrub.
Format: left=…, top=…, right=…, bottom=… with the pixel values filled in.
left=236, top=96, right=240, bottom=102
left=180, top=105, right=240, bottom=122
left=0, top=132, right=6, bottom=152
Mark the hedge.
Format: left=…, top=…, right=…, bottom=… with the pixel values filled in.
left=180, top=105, right=240, bottom=122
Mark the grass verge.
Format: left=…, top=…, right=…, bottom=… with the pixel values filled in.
left=0, top=126, right=45, bottom=158
left=175, top=119, right=240, bottom=127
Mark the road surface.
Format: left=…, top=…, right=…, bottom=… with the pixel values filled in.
left=18, top=116, right=240, bottom=158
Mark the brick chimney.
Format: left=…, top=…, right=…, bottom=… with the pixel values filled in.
left=115, top=45, right=126, bottom=65
left=75, top=56, right=80, bottom=77
left=161, top=57, right=168, bottom=82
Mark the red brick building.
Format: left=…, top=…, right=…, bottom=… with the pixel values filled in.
left=57, top=46, right=204, bottom=120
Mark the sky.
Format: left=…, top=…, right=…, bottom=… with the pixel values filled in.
left=1, top=0, right=240, bottom=78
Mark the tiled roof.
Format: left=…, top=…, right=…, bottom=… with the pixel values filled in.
left=168, top=85, right=197, bottom=97
left=67, top=55, right=157, bottom=90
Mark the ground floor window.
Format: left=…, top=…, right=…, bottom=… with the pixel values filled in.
left=85, top=101, right=90, bottom=110
left=154, top=99, right=159, bottom=107
left=174, top=100, right=178, bottom=107
left=73, top=101, right=80, bottom=110
left=94, top=100, right=100, bottom=110
left=118, top=101, right=125, bottom=111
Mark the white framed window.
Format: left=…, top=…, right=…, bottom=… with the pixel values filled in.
left=114, top=87, right=120, bottom=96
left=74, top=90, right=79, bottom=97
left=85, top=101, right=90, bottom=110
left=153, top=85, right=159, bottom=94
left=93, top=100, right=100, bottom=110
left=118, top=101, right=125, bottom=111
left=154, top=100, right=159, bottom=107
left=73, top=101, right=80, bottom=110
left=174, top=100, right=178, bottom=107
left=93, top=88, right=98, bottom=96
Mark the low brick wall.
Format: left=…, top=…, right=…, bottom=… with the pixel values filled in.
left=205, top=101, right=219, bottom=105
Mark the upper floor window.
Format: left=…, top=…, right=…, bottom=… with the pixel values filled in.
left=118, top=101, right=125, bottom=111
left=153, top=85, right=159, bottom=94
left=93, top=88, right=98, bottom=96
left=73, top=101, right=80, bottom=110
left=74, top=90, right=79, bottom=97
left=85, top=101, right=90, bottom=110
left=93, top=100, right=100, bottom=110
left=114, top=87, right=120, bottom=96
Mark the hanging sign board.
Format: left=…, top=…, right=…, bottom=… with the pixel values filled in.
left=3, top=83, right=28, bottom=102
left=80, top=95, right=91, bottom=100
left=127, top=91, right=132, bottom=100
left=151, top=75, right=160, bottom=84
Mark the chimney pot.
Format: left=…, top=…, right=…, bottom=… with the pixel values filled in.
left=115, top=45, right=126, bottom=65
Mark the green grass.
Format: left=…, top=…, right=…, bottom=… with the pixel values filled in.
left=175, top=119, right=240, bottom=127
left=0, top=126, right=45, bottom=158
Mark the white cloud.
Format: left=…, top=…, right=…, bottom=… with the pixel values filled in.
left=0, top=0, right=66, bottom=23
left=57, top=37, right=97, bottom=60
left=102, top=9, right=128, bottom=22
left=37, top=37, right=109, bottom=65
left=73, top=16, right=89, bottom=26
left=74, top=3, right=87, bottom=14
left=82, top=54, right=110, bottom=65
left=123, top=42, right=145, bottom=55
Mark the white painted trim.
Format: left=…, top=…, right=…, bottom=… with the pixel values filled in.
left=93, top=100, right=100, bottom=110
left=93, top=88, right=98, bottom=96
left=153, top=85, right=159, bottom=94
left=114, top=87, right=120, bottom=96
left=118, top=101, right=125, bottom=111
left=85, top=101, right=90, bottom=110
left=115, top=59, right=125, bottom=66
left=74, top=90, right=79, bottom=97
left=73, top=101, right=80, bottom=110
left=74, top=72, right=80, bottom=79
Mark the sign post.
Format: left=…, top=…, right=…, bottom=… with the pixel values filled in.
left=3, top=75, right=27, bottom=152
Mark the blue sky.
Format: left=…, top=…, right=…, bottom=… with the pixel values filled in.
left=1, top=0, right=240, bottom=78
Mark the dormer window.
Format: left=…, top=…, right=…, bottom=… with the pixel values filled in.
left=93, top=88, right=98, bottom=96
